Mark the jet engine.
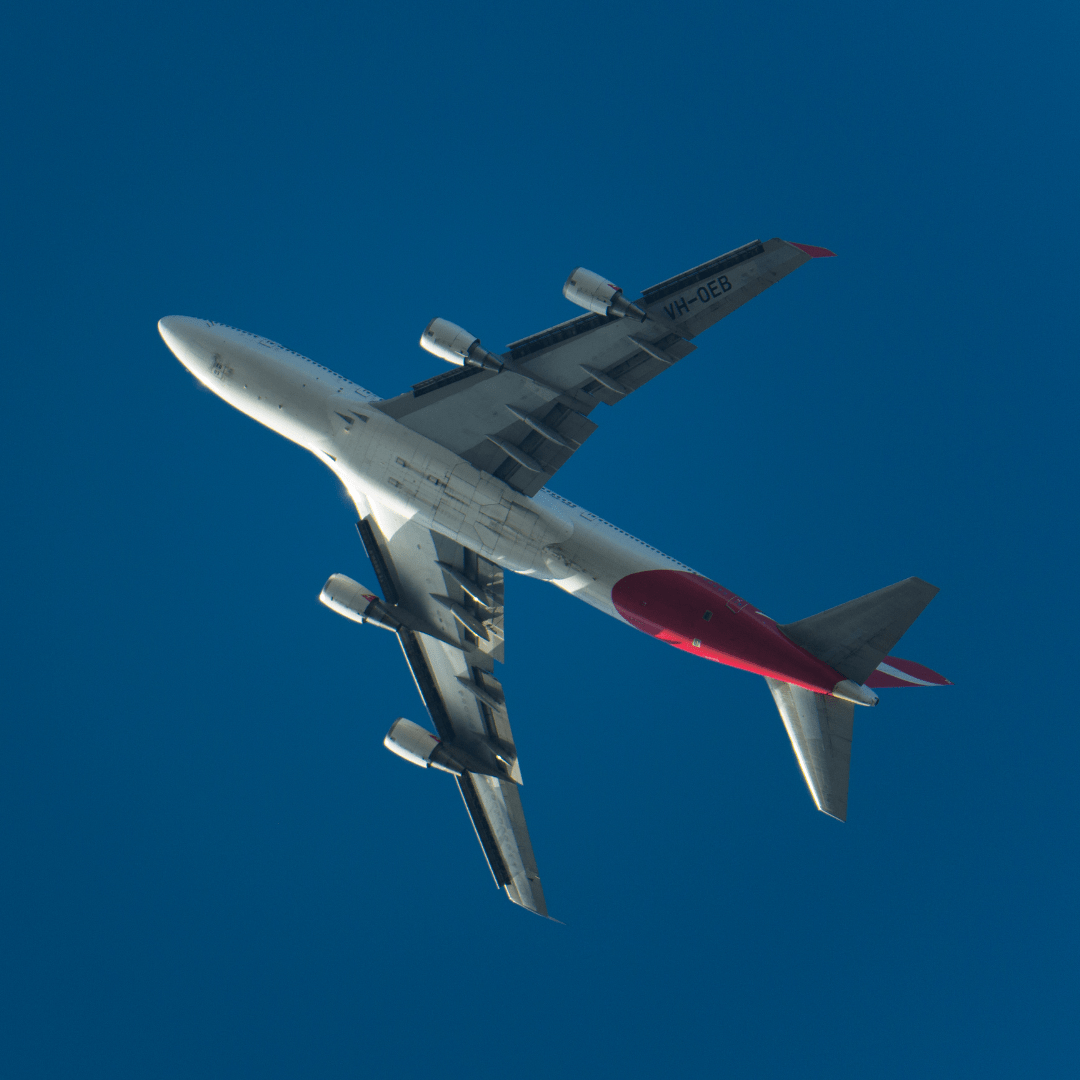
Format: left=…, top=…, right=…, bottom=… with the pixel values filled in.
left=384, top=718, right=519, bottom=782
left=419, top=317, right=589, bottom=401
left=384, top=717, right=451, bottom=770
left=318, top=573, right=402, bottom=633
left=319, top=574, right=480, bottom=650
left=419, top=318, right=504, bottom=372
left=562, top=267, right=646, bottom=320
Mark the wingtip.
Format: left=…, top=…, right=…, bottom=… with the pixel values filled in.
left=789, top=242, right=837, bottom=258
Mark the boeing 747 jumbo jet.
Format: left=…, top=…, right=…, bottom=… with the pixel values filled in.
left=160, top=238, right=949, bottom=918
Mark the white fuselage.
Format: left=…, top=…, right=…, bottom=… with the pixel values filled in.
left=159, top=318, right=693, bottom=623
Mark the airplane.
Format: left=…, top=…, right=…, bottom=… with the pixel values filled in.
left=159, top=237, right=950, bottom=919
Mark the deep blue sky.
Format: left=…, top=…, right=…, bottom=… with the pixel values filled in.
left=2, top=2, right=1078, bottom=1077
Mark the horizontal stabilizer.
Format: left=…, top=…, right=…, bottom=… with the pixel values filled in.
left=767, top=678, right=854, bottom=821
left=781, top=577, right=939, bottom=686
left=864, top=656, right=952, bottom=688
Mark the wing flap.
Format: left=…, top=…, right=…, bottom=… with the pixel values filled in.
left=460, top=405, right=599, bottom=499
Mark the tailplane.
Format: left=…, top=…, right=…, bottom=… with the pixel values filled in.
left=864, top=656, right=952, bottom=688
left=780, top=577, right=940, bottom=684
left=767, top=679, right=854, bottom=820
left=769, top=577, right=945, bottom=821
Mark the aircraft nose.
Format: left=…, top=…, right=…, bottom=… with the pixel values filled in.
left=158, top=315, right=216, bottom=373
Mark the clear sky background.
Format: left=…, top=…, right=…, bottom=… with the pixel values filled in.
left=2, top=2, right=1078, bottom=1077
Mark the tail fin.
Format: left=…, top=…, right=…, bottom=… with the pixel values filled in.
left=780, top=577, right=939, bottom=685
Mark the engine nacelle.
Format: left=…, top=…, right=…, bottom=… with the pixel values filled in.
left=319, top=573, right=400, bottom=632
left=384, top=717, right=448, bottom=770
left=383, top=718, right=519, bottom=781
left=420, top=317, right=589, bottom=400
left=419, top=318, right=504, bottom=372
left=419, top=317, right=476, bottom=365
left=319, top=574, right=472, bottom=650
left=563, top=267, right=646, bottom=320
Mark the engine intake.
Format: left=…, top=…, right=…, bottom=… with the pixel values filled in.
left=319, top=573, right=401, bottom=632
left=384, top=717, right=447, bottom=770
left=419, top=318, right=504, bottom=372
left=563, top=267, right=646, bottom=320
left=419, top=317, right=583, bottom=400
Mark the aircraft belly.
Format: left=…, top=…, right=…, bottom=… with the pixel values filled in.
left=530, top=489, right=693, bottom=617
left=231, top=379, right=697, bottom=625
left=336, top=420, right=572, bottom=577
left=611, top=570, right=843, bottom=692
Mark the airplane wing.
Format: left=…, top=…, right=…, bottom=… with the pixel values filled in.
left=356, top=502, right=548, bottom=917
left=372, top=238, right=830, bottom=495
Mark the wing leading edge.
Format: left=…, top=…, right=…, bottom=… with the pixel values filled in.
left=356, top=505, right=549, bottom=917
